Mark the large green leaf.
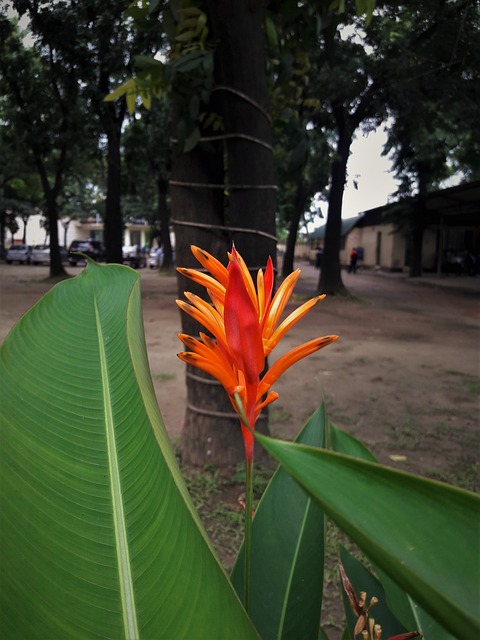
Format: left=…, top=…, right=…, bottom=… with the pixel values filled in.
left=255, top=433, right=480, bottom=640
left=329, top=423, right=377, bottom=462
left=231, top=405, right=327, bottom=640
left=330, top=425, right=456, bottom=639
left=0, top=262, right=257, bottom=640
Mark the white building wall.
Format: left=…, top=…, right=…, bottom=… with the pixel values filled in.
left=10, top=214, right=150, bottom=250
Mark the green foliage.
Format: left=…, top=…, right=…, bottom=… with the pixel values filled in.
left=255, top=431, right=480, bottom=639
left=0, top=262, right=257, bottom=639
left=370, top=1, right=480, bottom=195
left=231, top=406, right=327, bottom=640
left=1, top=264, right=479, bottom=639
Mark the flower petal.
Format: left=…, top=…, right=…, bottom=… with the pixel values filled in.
left=229, top=246, right=259, bottom=315
left=265, top=295, right=326, bottom=355
left=224, top=259, right=264, bottom=384
left=191, top=245, right=229, bottom=287
left=176, top=267, right=226, bottom=302
left=177, top=348, right=238, bottom=394
left=262, top=269, right=301, bottom=339
left=258, top=335, right=339, bottom=395
left=257, top=256, right=274, bottom=326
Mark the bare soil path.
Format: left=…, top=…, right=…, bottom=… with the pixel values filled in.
left=1, top=262, right=479, bottom=487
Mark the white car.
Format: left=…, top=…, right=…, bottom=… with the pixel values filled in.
left=6, top=244, right=32, bottom=264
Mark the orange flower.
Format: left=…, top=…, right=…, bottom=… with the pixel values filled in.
left=177, top=245, right=338, bottom=462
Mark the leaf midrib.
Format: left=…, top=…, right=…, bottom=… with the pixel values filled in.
left=277, top=500, right=311, bottom=640
left=95, top=297, right=139, bottom=640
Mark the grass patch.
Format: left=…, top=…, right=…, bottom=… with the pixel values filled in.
left=153, top=372, right=176, bottom=382
left=467, top=378, right=480, bottom=396
left=181, top=463, right=274, bottom=570
left=270, top=405, right=292, bottom=425
left=427, top=457, right=480, bottom=493
left=444, top=370, right=480, bottom=396
left=388, top=418, right=422, bottom=449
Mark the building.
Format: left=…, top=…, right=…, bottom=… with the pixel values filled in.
left=7, top=213, right=150, bottom=250
left=310, top=180, right=480, bottom=273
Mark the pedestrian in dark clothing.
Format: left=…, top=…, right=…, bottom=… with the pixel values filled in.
left=348, top=247, right=358, bottom=274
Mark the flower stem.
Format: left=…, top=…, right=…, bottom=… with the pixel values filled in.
left=244, top=457, right=253, bottom=615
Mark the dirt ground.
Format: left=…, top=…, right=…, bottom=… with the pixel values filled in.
left=1, top=260, right=479, bottom=637
left=1, top=261, right=478, bottom=485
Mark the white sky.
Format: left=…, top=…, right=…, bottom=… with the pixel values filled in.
left=305, top=126, right=399, bottom=232
left=341, top=127, right=399, bottom=218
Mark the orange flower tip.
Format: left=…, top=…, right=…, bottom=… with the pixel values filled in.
left=193, top=246, right=211, bottom=261
left=177, top=351, right=195, bottom=361
left=315, top=335, right=339, bottom=347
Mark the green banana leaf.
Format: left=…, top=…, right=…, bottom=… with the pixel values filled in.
left=329, top=423, right=377, bottom=462
left=330, top=424, right=457, bottom=639
left=0, top=262, right=258, bottom=640
left=231, top=405, right=327, bottom=640
left=254, top=432, right=480, bottom=640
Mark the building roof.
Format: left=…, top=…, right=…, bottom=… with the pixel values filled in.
left=309, top=216, right=360, bottom=241
left=357, top=180, right=480, bottom=228
left=305, top=180, right=479, bottom=241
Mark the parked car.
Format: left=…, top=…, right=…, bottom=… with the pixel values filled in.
left=122, top=245, right=146, bottom=269
left=6, top=244, right=32, bottom=264
left=31, top=245, right=69, bottom=265
left=68, top=239, right=105, bottom=266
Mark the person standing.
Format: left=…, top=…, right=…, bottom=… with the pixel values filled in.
left=348, top=247, right=358, bottom=274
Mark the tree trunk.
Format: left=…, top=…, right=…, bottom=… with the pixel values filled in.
left=409, top=175, right=427, bottom=278
left=104, top=125, right=123, bottom=264
left=35, top=158, right=66, bottom=278
left=208, top=0, right=277, bottom=266
left=46, top=192, right=66, bottom=278
left=171, top=135, right=242, bottom=466
left=317, top=125, right=350, bottom=295
left=0, top=213, right=7, bottom=259
left=157, top=175, right=173, bottom=269
left=282, top=181, right=307, bottom=277
left=173, top=0, right=276, bottom=466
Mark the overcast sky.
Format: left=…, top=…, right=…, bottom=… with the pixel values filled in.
left=340, top=127, right=398, bottom=219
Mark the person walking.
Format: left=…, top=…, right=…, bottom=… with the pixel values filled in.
left=348, top=247, right=358, bottom=274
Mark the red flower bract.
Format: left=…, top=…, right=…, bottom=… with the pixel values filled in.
left=177, top=244, right=338, bottom=463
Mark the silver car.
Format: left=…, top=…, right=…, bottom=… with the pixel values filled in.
left=6, top=244, right=32, bottom=264
left=31, top=245, right=69, bottom=264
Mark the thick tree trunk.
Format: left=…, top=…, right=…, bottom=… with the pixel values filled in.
left=209, top=0, right=277, bottom=266
left=173, top=0, right=276, bottom=466
left=171, top=136, right=244, bottom=466
left=317, top=129, right=350, bottom=295
left=104, top=126, right=123, bottom=264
